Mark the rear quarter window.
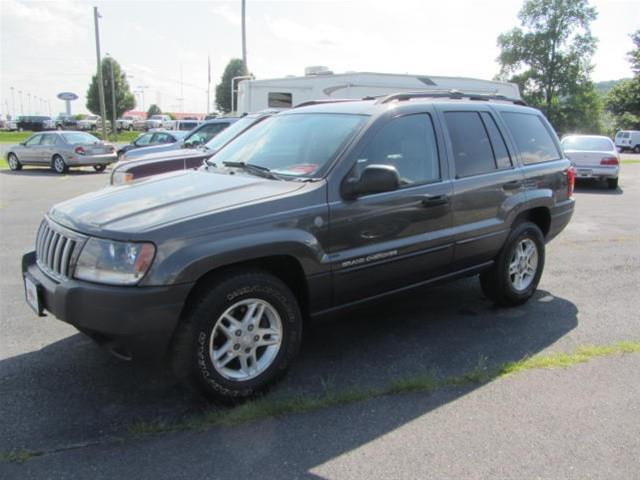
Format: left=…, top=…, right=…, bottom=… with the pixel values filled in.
left=501, top=112, right=561, bottom=165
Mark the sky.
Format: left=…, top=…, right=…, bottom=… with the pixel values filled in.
left=1, top=0, right=638, bottom=117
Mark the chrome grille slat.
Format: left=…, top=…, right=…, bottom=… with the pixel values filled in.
left=35, top=218, right=86, bottom=281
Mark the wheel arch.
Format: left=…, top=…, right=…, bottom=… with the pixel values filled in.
left=513, top=206, right=551, bottom=238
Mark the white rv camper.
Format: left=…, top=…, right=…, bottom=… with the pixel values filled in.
left=235, top=67, right=521, bottom=113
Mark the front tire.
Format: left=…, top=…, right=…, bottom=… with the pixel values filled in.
left=93, top=164, right=106, bottom=172
left=8, top=153, right=22, bottom=171
left=480, top=221, right=545, bottom=307
left=171, top=270, right=303, bottom=402
left=633, top=145, right=640, bottom=154
left=51, top=155, right=68, bottom=174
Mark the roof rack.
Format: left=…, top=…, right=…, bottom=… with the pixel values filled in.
left=375, top=90, right=527, bottom=106
left=293, top=98, right=361, bottom=109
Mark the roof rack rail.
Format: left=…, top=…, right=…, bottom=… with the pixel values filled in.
left=375, top=90, right=527, bottom=106
left=293, top=99, right=360, bottom=109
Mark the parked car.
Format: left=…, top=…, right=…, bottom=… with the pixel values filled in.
left=22, top=92, right=575, bottom=402
left=7, top=131, right=116, bottom=173
left=16, top=116, right=55, bottom=131
left=561, top=135, right=620, bottom=189
left=2, top=118, right=18, bottom=131
left=116, top=130, right=189, bottom=161
left=123, top=117, right=238, bottom=161
left=145, top=114, right=174, bottom=130
left=54, top=114, right=78, bottom=130
left=111, top=110, right=277, bottom=185
left=173, top=119, right=201, bottom=131
left=614, top=130, right=640, bottom=153
left=116, top=115, right=143, bottom=131
left=77, top=115, right=102, bottom=131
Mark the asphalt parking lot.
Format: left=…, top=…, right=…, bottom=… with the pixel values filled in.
left=1, top=159, right=639, bottom=479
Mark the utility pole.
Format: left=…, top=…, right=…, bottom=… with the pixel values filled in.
left=93, top=6, right=108, bottom=139
left=241, top=0, right=247, bottom=72
left=107, top=54, right=117, bottom=138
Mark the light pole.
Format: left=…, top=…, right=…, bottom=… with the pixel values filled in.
left=241, top=0, right=247, bottom=72
left=106, top=53, right=117, bottom=137
left=18, top=90, right=23, bottom=115
left=10, top=87, right=15, bottom=118
left=93, top=6, right=108, bottom=139
left=27, top=93, right=31, bottom=115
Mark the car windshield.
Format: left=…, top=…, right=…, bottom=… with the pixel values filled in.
left=86, top=116, right=98, bottom=121
left=561, top=136, right=613, bottom=151
left=150, top=115, right=163, bottom=120
left=205, top=116, right=265, bottom=152
left=62, top=132, right=100, bottom=144
left=212, top=113, right=367, bottom=178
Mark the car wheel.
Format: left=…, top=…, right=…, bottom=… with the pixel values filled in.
left=91, top=125, right=96, bottom=131
left=8, top=153, right=22, bottom=171
left=171, top=270, right=303, bottom=403
left=607, top=177, right=619, bottom=189
left=633, top=145, right=640, bottom=154
left=56, top=125, right=63, bottom=130
left=480, top=221, right=545, bottom=307
left=93, top=164, right=106, bottom=172
left=128, top=125, right=133, bottom=131
left=51, top=155, right=68, bottom=174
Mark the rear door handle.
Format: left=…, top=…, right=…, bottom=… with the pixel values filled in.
left=421, top=194, right=449, bottom=207
left=502, top=180, right=522, bottom=191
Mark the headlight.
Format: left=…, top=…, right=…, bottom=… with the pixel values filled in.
left=111, top=170, right=134, bottom=185
left=74, top=238, right=155, bottom=285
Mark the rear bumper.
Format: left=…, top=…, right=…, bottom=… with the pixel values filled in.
left=67, top=153, right=117, bottom=166
left=547, top=198, right=575, bottom=242
left=574, top=165, right=619, bottom=179
left=22, top=251, right=193, bottom=360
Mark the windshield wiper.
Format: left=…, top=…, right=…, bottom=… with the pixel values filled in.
left=222, top=161, right=282, bottom=180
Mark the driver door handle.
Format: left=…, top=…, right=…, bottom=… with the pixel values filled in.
left=421, top=194, right=449, bottom=207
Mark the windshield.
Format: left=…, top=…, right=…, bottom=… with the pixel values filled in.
left=150, top=115, right=163, bottom=120
left=205, top=116, right=266, bottom=152
left=62, top=132, right=100, bottom=144
left=212, top=113, right=367, bottom=177
left=561, top=136, right=613, bottom=152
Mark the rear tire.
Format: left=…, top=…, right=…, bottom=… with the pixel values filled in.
left=634, top=145, right=640, bottom=154
left=8, top=153, right=22, bottom=171
left=607, top=177, right=619, bottom=189
left=480, top=221, right=545, bottom=307
left=93, top=164, right=106, bottom=172
left=51, top=155, right=68, bottom=174
left=171, top=270, right=303, bottom=403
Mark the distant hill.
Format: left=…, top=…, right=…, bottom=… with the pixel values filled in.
left=595, top=79, right=631, bottom=96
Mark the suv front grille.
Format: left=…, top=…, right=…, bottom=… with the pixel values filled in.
left=35, top=219, right=86, bottom=281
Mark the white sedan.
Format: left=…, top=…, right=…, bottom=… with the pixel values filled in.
left=561, top=135, right=620, bottom=189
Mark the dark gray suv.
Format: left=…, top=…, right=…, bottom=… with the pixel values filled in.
left=22, top=92, right=575, bottom=402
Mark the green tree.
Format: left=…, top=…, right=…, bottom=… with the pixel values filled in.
left=146, top=104, right=161, bottom=118
left=215, top=59, right=248, bottom=113
left=86, top=57, right=135, bottom=129
left=605, top=30, right=640, bottom=130
left=497, top=0, right=598, bottom=132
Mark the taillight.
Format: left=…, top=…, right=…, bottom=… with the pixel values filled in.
left=600, top=156, right=619, bottom=166
left=566, top=166, right=576, bottom=197
left=106, top=144, right=115, bottom=153
left=75, top=146, right=86, bottom=155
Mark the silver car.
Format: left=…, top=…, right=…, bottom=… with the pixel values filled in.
left=561, top=135, right=620, bottom=189
left=6, top=131, right=117, bottom=174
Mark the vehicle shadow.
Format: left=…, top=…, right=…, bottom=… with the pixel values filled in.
left=0, top=276, right=578, bottom=471
left=574, top=179, right=623, bottom=195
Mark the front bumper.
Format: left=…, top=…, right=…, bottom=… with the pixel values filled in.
left=22, top=251, right=193, bottom=360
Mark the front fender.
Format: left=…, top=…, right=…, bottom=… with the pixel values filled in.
left=144, top=228, right=328, bottom=286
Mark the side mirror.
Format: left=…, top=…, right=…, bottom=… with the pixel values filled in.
left=342, top=164, right=401, bottom=199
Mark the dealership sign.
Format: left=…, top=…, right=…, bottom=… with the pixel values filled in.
left=57, top=92, right=79, bottom=101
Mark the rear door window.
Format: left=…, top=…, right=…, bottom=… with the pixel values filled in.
left=444, top=111, right=497, bottom=178
left=25, top=135, right=43, bottom=146
left=501, top=112, right=561, bottom=164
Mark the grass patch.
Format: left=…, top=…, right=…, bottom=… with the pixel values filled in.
left=0, top=449, right=42, bottom=464
left=126, top=341, right=640, bottom=439
left=0, top=130, right=139, bottom=144
left=0, top=157, right=8, bottom=169
left=621, top=159, right=640, bottom=164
